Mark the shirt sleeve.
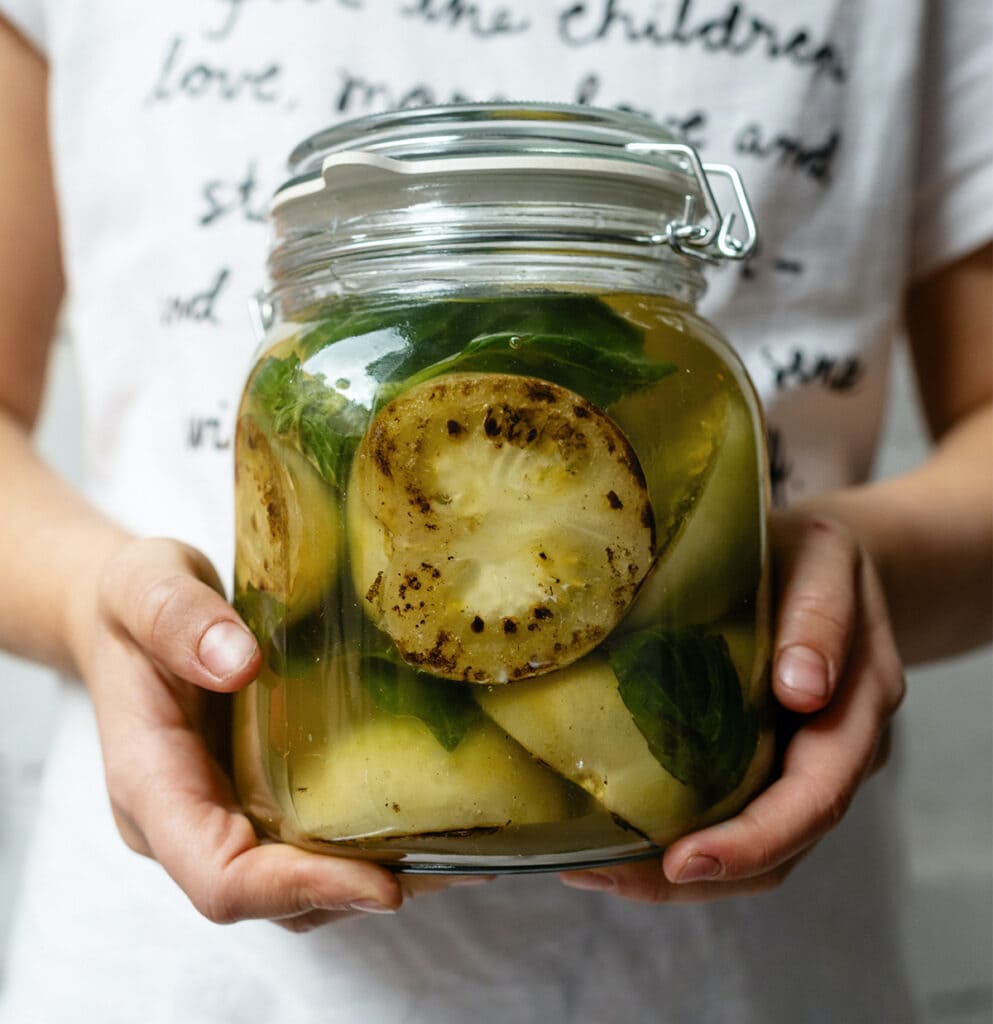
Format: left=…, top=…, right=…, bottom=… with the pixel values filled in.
left=910, top=0, right=993, bottom=281
left=0, top=0, right=45, bottom=56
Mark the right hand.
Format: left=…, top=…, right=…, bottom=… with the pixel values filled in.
left=74, top=536, right=474, bottom=931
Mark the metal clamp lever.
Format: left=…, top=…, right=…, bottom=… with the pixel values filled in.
left=627, top=143, right=758, bottom=262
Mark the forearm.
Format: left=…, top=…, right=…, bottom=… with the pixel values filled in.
left=0, top=408, right=130, bottom=676
left=799, top=400, right=992, bottom=665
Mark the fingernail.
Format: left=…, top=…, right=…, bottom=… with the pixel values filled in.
left=777, top=644, right=829, bottom=700
left=199, top=621, right=258, bottom=679
left=348, top=900, right=397, bottom=915
left=675, top=854, right=722, bottom=884
left=560, top=872, right=616, bottom=892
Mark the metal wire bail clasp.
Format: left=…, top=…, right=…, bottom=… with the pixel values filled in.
left=627, top=142, right=758, bottom=263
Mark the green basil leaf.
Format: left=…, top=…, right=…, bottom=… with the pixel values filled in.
left=608, top=627, right=757, bottom=803
left=361, top=653, right=483, bottom=752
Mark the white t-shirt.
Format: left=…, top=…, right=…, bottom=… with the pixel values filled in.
left=1, top=2, right=990, bottom=1021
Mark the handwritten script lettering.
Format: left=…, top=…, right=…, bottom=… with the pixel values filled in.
left=735, top=122, right=840, bottom=183
left=558, top=0, right=846, bottom=81
left=333, top=67, right=506, bottom=114
left=162, top=268, right=231, bottom=326
left=148, top=36, right=283, bottom=105
left=400, top=0, right=530, bottom=37
left=200, top=163, right=269, bottom=227
left=188, top=413, right=233, bottom=451
left=763, top=346, right=864, bottom=393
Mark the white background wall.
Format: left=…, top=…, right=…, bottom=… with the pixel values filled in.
left=1, top=335, right=990, bottom=1020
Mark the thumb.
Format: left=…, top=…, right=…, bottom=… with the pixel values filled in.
left=99, top=537, right=260, bottom=691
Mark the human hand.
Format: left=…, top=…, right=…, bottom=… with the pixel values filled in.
left=74, top=537, right=475, bottom=931
left=559, top=510, right=906, bottom=902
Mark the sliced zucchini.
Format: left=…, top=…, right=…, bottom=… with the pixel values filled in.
left=288, top=708, right=574, bottom=841
left=621, top=390, right=764, bottom=631
left=477, top=656, right=701, bottom=844
left=234, top=414, right=339, bottom=618
left=347, top=372, right=655, bottom=683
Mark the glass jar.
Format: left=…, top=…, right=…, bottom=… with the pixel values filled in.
left=232, top=103, right=773, bottom=873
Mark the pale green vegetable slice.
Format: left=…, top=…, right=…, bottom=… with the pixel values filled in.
left=289, top=709, right=574, bottom=841
left=347, top=372, right=655, bottom=683
left=234, top=414, right=339, bottom=617
left=621, top=390, right=764, bottom=631
left=478, top=657, right=700, bottom=843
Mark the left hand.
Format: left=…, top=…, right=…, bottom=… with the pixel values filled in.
left=77, top=536, right=485, bottom=932
left=559, top=508, right=907, bottom=902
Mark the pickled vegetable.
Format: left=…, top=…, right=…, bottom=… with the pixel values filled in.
left=290, top=708, right=575, bottom=841
left=347, top=372, right=655, bottom=683
left=234, top=415, right=339, bottom=616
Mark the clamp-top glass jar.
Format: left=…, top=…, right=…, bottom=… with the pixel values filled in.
left=232, top=103, right=773, bottom=873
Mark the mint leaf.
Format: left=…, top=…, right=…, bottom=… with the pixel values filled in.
left=361, top=653, right=483, bottom=752
left=608, top=627, right=757, bottom=803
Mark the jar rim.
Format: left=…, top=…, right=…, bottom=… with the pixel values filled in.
left=281, top=102, right=684, bottom=191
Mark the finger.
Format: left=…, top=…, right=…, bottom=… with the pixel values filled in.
left=121, top=718, right=403, bottom=923
left=660, top=557, right=904, bottom=885
left=100, top=538, right=260, bottom=692
left=560, top=850, right=806, bottom=904
left=771, top=514, right=859, bottom=713
left=270, top=875, right=496, bottom=932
